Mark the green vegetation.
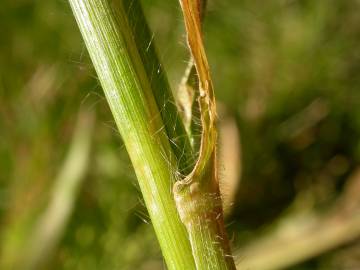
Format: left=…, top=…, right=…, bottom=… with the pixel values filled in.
left=1, top=1, right=360, bottom=269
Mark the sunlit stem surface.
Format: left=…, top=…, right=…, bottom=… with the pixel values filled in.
left=68, top=0, right=196, bottom=269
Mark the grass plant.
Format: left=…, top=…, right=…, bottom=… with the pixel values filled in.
left=68, top=0, right=235, bottom=269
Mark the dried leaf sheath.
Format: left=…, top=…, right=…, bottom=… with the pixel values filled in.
left=174, top=0, right=236, bottom=269
left=177, top=0, right=216, bottom=182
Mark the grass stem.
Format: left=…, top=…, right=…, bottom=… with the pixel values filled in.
left=68, top=0, right=196, bottom=268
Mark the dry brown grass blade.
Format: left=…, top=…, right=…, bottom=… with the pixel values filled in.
left=173, top=1, right=236, bottom=269
left=177, top=0, right=217, bottom=183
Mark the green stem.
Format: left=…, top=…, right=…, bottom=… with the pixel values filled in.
left=175, top=187, right=231, bottom=270
left=68, top=1, right=195, bottom=269
left=174, top=157, right=236, bottom=270
left=123, top=0, right=195, bottom=174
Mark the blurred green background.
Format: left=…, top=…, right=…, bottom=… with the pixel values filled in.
left=1, top=0, right=360, bottom=269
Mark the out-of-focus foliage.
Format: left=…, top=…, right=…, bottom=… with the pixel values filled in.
left=1, top=0, right=360, bottom=269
